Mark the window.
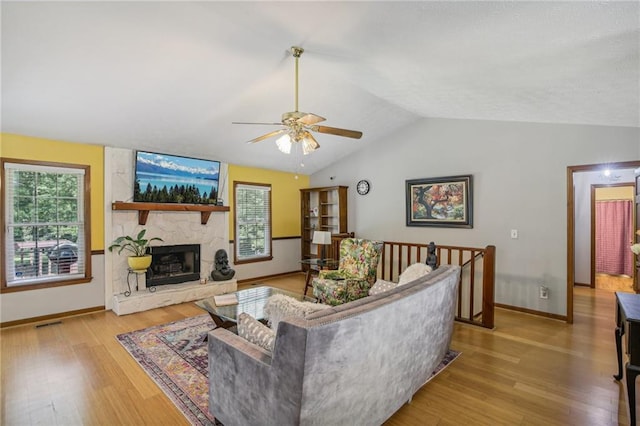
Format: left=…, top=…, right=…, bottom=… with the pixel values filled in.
left=1, top=159, right=92, bottom=292
left=234, top=182, right=272, bottom=263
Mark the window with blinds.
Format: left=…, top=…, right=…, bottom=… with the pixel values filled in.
left=2, top=160, right=91, bottom=290
left=234, top=182, right=272, bottom=263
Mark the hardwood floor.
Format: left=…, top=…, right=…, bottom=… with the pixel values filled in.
left=1, top=274, right=637, bottom=425
left=596, top=273, right=634, bottom=293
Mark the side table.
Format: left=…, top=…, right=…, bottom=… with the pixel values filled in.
left=613, top=291, right=640, bottom=426
left=300, top=258, right=339, bottom=296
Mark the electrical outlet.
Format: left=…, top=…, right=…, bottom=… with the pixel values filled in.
left=539, top=286, right=549, bottom=299
left=510, top=229, right=518, bottom=239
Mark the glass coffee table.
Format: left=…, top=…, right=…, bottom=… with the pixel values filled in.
left=196, top=286, right=315, bottom=330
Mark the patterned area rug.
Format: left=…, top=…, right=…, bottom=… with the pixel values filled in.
left=116, top=314, right=460, bottom=426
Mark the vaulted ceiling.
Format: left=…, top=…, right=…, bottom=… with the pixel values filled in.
left=3, top=1, right=639, bottom=174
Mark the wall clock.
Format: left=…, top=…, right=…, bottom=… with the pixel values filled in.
left=356, top=179, right=370, bottom=195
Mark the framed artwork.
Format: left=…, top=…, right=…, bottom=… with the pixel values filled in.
left=406, top=175, right=473, bottom=228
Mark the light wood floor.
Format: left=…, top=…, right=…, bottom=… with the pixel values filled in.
left=1, top=274, right=637, bottom=425
left=596, top=273, right=635, bottom=293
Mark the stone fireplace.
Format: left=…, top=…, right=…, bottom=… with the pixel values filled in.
left=106, top=147, right=236, bottom=315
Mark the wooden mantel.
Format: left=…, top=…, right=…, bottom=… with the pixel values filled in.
left=112, top=202, right=230, bottom=225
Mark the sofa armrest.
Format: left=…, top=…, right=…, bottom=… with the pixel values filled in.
left=207, top=325, right=307, bottom=425
left=208, top=327, right=272, bottom=366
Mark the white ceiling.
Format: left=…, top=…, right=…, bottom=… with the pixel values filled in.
left=3, top=1, right=639, bottom=174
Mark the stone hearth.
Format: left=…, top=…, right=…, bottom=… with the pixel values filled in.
left=112, top=279, right=236, bottom=316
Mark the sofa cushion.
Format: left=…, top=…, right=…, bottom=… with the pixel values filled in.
left=367, top=263, right=432, bottom=296
left=398, top=263, right=433, bottom=285
left=237, top=313, right=275, bottom=352
left=369, top=279, right=398, bottom=295
left=263, top=294, right=331, bottom=331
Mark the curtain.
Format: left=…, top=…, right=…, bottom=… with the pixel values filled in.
left=595, top=200, right=633, bottom=276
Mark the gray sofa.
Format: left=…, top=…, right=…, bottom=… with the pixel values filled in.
left=207, top=264, right=461, bottom=426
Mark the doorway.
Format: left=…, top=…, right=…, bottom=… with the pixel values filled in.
left=566, top=160, right=640, bottom=324
left=591, top=184, right=634, bottom=292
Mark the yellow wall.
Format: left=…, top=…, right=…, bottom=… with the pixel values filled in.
left=0, top=133, right=306, bottom=247
left=228, top=165, right=309, bottom=239
left=595, top=186, right=634, bottom=201
left=1, top=134, right=105, bottom=250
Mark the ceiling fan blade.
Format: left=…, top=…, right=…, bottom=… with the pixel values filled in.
left=297, top=113, right=326, bottom=125
left=247, top=129, right=286, bottom=144
left=233, top=121, right=282, bottom=125
left=311, top=125, right=363, bottom=139
left=239, top=47, right=361, bottom=152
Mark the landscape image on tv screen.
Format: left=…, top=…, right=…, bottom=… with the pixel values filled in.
left=134, top=151, right=220, bottom=204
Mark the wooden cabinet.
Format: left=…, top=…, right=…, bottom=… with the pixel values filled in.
left=300, top=186, right=348, bottom=263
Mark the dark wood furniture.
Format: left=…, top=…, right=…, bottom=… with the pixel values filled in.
left=300, top=186, right=348, bottom=267
left=614, top=291, right=640, bottom=426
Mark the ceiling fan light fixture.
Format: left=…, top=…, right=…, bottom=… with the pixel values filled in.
left=301, top=132, right=319, bottom=155
left=276, top=134, right=292, bottom=154
left=235, top=45, right=362, bottom=153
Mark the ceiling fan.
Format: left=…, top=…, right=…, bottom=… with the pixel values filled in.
left=233, top=46, right=363, bottom=155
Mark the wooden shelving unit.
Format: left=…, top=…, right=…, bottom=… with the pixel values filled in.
left=300, top=186, right=348, bottom=267
left=112, top=202, right=229, bottom=225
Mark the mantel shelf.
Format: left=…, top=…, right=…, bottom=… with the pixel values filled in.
left=112, top=202, right=230, bottom=225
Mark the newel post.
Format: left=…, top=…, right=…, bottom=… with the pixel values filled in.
left=482, top=245, right=496, bottom=329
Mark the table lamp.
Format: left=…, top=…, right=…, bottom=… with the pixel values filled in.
left=312, top=231, right=332, bottom=261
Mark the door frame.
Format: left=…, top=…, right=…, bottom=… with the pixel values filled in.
left=590, top=183, right=635, bottom=288
left=566, top=160, right=640, bottom=324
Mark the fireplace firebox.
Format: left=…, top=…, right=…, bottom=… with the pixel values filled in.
left=146, top=244, right=200, bottom=286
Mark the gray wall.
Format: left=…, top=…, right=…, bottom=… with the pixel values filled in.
left=311, top=117, right=639, bottom=316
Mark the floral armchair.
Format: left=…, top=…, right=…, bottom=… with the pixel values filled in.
left=312, top=238, right=383, bottom=305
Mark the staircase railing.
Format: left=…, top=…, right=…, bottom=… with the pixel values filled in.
left=379, top=241, right=496, bottom=329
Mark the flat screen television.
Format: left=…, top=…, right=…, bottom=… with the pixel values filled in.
left=134, top=151, right=221, bottom=204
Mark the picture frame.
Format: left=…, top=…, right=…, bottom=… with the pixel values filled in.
left=406, top=175, right=473, bottom=228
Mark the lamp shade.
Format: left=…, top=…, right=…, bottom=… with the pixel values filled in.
left=312, top=230, right=332, bottom=245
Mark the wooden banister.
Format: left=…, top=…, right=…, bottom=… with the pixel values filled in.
left=380, top=241, right=496, bottom=329
left=481, top=245, right=496, bottom=329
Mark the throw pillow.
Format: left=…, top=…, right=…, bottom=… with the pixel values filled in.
left=263, top=294, right=331, bottom=331
left=369, top=279, right=398, bottom=296
left=237, top=312, right=275, bottom=352
left=398, top=263, right=433, bottom=286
